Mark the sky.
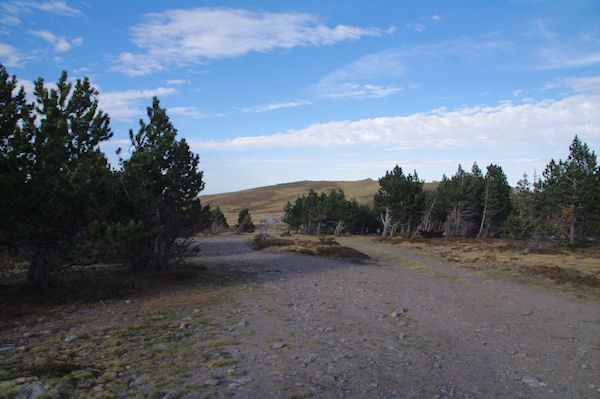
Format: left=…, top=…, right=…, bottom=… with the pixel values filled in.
left=1, top=0, right=599, bottom=195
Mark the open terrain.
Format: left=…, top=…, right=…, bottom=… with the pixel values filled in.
left=200, top=179, right=438, bottom=223
left=1, top=234, right=598, bottom=398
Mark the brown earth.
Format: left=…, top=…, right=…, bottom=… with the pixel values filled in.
left=0, top=235, right=599, bottom=398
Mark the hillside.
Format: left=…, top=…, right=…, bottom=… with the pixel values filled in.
left=200, top=179, right=438, bottom=223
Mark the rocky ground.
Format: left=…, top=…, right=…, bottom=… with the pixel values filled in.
left=1, top=234, right=599, bottom=398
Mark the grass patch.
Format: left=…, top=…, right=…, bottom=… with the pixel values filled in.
left=252, top=235, right=370, bottom=261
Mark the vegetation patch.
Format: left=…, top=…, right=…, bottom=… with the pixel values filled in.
left=252, top=235, right=370, bottom=261
left=521, top=265, right=600, bottom=288
left=385, top=237, right=600, bottom=294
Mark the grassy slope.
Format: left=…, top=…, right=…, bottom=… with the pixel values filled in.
left=200, top=179, right=438, bottom=223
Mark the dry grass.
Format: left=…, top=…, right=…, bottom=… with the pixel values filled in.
left=0, top=262, right=252, bottom=398
left=251, top=235, right=370, bottom=261
left=383, top=237, right=600, bottom=295
left=200, top=179, right=438, bottom=224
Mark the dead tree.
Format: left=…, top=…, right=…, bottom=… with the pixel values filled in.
left=334, top=220, right=345, bottom=235
left=381, top=207, right=392, bottom=238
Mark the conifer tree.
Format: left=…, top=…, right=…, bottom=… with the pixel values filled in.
left=0, top=66, right=113, bottom=287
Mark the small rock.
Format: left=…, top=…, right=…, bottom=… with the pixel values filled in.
left=125, top=299, right=131, bottom=304
left=203, top=378, right=219, bottom=386
left=232, top=377, right=253, bottom=385
left=162, top=394, right=177, bottom=399
left=272, top=342, right=285, bottom=349
left=521, top=375, right=545, bottom=387
left=93, top=384, right=105, bottom=392
left=42, top=330, right=51, bottom=336
left=23, top=332, right=34, bottom=338
left=238, top=320, right=248, bottom=326
left=0, top=344, right=14, bottom=352
left=398, top=333, right=406, bottom=340
left=324, top=327, right=334, bottom=333
left=175, top=332, right=185, bottom=338
left=20, top=382, right=48, bottom=399
left=65, top=335, right=78, bottom=343
left=228, top=383, right=241, bottom=390
left=179, top=322, right=192, bottom=330
left=522, top=309, right=533, bottom=316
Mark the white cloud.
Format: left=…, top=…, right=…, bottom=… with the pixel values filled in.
left=168, top=106, right=206, bottom=119
left=320, top=83, right=403, bottom=99
left=31, top=1, right=81, bottom=16
left=1, top=1, right=81, bottom=27
left=334, top=158, right=543, bottom=171
left=28, top=30, right=82, bottom=52
left=528, top=19, right=558, bottom=40
left=563, top=76, right=600, bottom=93
left=0, top=42, right=23, bottom=66
left=313, top=37, right=513, bottom=99
left=99, top=87, right=177, bottom=121
left=406, top=23, right=425, bottom=32
left=113, top=7, right=387, bottom=76
left=432, top=15, right=440, bottom=21
left=243, top=100, right=311, bottom=113
left=193, top=94, right=600, bottom=151
left=513, top=89, right=524, bottom=97
left=539, top=75, right=600, bottom=94
left=166, top=79, right=190, bottom=85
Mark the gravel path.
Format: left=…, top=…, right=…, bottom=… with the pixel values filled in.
left=187, top=235, right=600, bottom=399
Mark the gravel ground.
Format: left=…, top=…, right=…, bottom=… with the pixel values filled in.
left=1, top=234, right=598, bottom=399
left=182, top=234, right=600, bottom=399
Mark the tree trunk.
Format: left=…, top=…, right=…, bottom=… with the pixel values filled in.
left=390, top=223, right=398, bottom=236
left=569, top=216, right=576, bottom=244
left=477, top=186, right=489, bottom=239
left=27, top=247, right=52, bottom=289
left=334, top=220, right=344, bottom=235
left=381, top=207, right=391, bottom=238
left=316, top=221, right=322, bottom=235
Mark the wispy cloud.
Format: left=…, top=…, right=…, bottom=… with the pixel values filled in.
left=563, top=76, right=600, bottom=93
left=313, top=36, right=514, bottom=99
left=193, top=94, right=599, bottom=151
left=334, top=158, right=543, bottom=171
left=113, top=7, right=388, bottom=76
left=243, top=100, right=311, bottom=113
left=99, top=87, right=177, bottom=121
left=168, top=106, right=206, bottom=119
left=28, top=30, right=82, bottom=52
left=166, top=79, right=190, bottom=85
left=320, top=83, right=403, bottom=99
left=406, top=23, right=425, bottom=32
left=0, top=42, right=25, bottom=67
left=1, top=1, right=81, bottom=27
left=527, top=19, right=558, bottom=40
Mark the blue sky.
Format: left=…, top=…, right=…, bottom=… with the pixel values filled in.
left=1, top=0, right=599, bottom=195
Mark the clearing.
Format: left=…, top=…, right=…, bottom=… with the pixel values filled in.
left=0, top=235, right=598, bottom=398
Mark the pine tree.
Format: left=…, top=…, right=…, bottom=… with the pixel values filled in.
left=476, top=164, right=512, bottom=238
left=236, top=208, right=255, bottom=233
left=374, top=166, right=425, bottom=237
left=1, top=66, right=113, bottom=287
left=538, top=136, right=599, bottom=243
left=119, top=97, right=207, bottom=270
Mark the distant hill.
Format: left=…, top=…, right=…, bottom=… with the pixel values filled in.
left=200, top=179, right=439, bottom=224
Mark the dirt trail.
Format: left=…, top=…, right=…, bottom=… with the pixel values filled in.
left=2, top=235, right=598, bottom=399
left=187, top=235, right=599, bottom=398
